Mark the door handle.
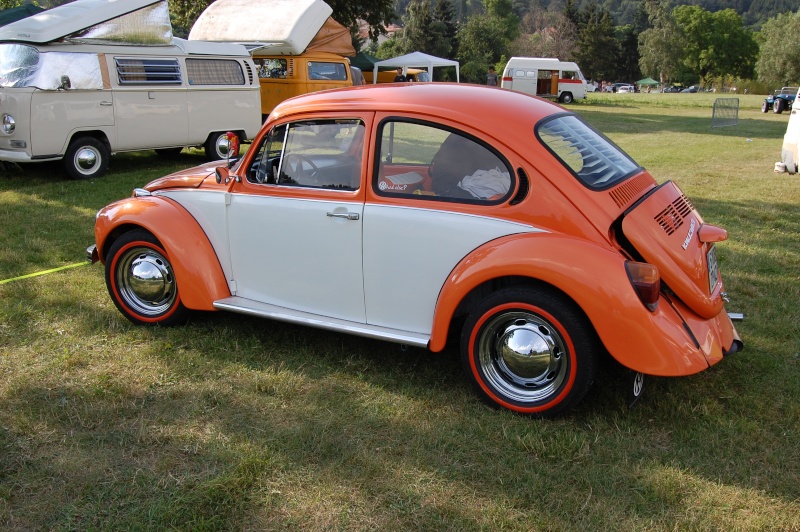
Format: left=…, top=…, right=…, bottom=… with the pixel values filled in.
left=326, top=211, right=359, bottom=221
left=100, top=101, right=113, bottom=106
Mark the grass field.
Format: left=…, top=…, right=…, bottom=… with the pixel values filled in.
left=1, top=91, right=799, bottom=530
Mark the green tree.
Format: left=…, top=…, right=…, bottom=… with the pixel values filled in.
left=756, top=11, right=800, bottom=85
left=673, top=5, right=757, bottom=83
left=433, top=0, right=459, bottom=59
left=457, top=13, right=511, bottom=82
left=573, top=3, right=620, bottom=82
left=511, top=6, right=577, bottom=60
left=638, top=0, right=684, bottom=84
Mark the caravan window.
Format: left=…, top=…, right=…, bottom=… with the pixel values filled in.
left=308, top=61, right=348, bottom=81
left=255, top=58, right=287, bottom=79
left=562, top=71, right=578, bottom=80
left=115, top=58, right=181, bottom=85
left=186, top=59, right=245, bottom=85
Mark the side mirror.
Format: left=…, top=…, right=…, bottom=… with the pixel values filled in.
left=59, top=75, right=71, bottom=90
left=215, top=166, right=229, bottom=184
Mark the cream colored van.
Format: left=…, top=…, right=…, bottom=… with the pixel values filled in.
left=0, top=0, right=261, bottom=179
left=501, top=57, right=588, bottom=104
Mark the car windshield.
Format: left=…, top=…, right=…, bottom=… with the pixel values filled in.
left=537, top=114, right=640, bottom=189
left=0, top=44, right=103, bottom=89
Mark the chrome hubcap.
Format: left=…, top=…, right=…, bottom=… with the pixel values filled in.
left=116, top=246, right=177, bottom=316
left=215, top=136, right=231, bottom=158
left=75, top=147, right=99, bottom=173
left=478, top=311, right=569, bottom=403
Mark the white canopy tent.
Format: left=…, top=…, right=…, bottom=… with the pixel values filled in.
left=372, top=51, right=459, bottom=83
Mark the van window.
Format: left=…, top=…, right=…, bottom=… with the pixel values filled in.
left=375, top=120, right=512, bottom=203
left=0, top=44, right=102, bottom=89
left=562, top=71, right=578, bottom=80
left=115, top=58, right=181, bottom=85
left=186, top=59, right=244, bottom=85
left=255, top=58, right=287, bottom=79
left=308, top=61, right=347, bottom=81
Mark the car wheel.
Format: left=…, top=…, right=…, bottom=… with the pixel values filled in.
left=627, top=370, right=646, bottom=408
left=560, top=92, right=574, bottom=104
left=774, top=98, right=785, bottom=114
left=63, top=136, right=110, bottom=179
left=460, top=286, right=598, bottom=417
left=762, top=101, right=769, bottom=113
left=204, top=131, right=240, bottom=161
left=105, top=229, right=189, bottom=326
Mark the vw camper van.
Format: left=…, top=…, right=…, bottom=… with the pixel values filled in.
left=501, top=57, right=588, bottom=104
left=0, top=0, right=261, bottom=179
left=188, top=0, right=355, bottom=120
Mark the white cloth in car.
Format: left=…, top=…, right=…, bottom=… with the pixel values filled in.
left=457, top=167, right=511, bottom=199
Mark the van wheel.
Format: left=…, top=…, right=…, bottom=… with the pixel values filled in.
left=63, top=137, right=110, bottom=179
left=205, top=131, right=240, bottom=161
left=560, top=92, right=574, bottom=104
left=460, top=286, right=598, bottom=417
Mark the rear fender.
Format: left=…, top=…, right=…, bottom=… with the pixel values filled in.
left=95, top=196, right=229, bottom=311
left=430, top=234, right=710, bottom=376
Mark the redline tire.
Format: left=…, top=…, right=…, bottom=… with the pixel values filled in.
left=460, top=287, right=598, bottom=417
left=105, top=230, right=189, bottom=326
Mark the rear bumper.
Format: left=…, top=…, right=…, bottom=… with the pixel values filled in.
left=667, top=295, right=742, bottom=371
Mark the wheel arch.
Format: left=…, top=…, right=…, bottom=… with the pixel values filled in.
left=429, top=234, right=710, bottom=376
left=95, top=196, right=230, bottom=311
left=64, top=129, right=112, bottom=154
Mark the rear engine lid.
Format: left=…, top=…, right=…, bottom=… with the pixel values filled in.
left=621, top=181, right=725, bottom=319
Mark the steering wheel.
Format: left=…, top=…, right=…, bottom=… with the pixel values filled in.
left=283, top=153, right=321, bottom=185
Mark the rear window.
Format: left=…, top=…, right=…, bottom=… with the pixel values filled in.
left=115, top=58, right=181, bottom=85
left=537, top=114, right=640, bottom=189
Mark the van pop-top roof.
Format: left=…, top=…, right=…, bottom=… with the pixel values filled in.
left=0, top=0, right=165, bottom=44
left=188, top=0, right=333, bottom=56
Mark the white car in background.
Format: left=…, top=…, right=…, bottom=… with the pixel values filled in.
left=618, top=85, right=635, bottom=93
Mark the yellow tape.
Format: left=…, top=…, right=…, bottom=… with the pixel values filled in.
left=0, top=262, right=89, bottom=285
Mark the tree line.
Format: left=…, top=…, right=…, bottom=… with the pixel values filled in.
left=2, top=0, right=797, bottom=91
left=372, top=0, right=800, bottom=90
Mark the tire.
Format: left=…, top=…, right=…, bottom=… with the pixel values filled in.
left=560, top=92, right=574, bottom=104
left=63, top=136, right=110, bottom=179
left=105, top=230, right=189, bottom=326
left=460, top=286, right=598, bottom=417
left=774, top=98, right=785, bottom=114
left=762, top=101, right=769, bottom=113
left=204, top=131, right=240, bottom=161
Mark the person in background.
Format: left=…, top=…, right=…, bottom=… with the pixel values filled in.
left=394, top=67, right=407, bottom=82
left=487, top=67, right=499, bottom=86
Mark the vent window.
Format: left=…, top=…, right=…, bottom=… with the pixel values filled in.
left=115, top=58, right=181, bottom=85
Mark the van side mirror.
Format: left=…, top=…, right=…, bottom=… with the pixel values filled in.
left=59, top=76, right=71, bottom=90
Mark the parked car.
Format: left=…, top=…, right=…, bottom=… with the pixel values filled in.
left=88, top=83, right=742, bottom=417
left=663, top=86, right=682, bottom=93
left=762, top=86, right=798, bottom=114
left=681, top=86, right=699, bottom=93
left=617, top=85, right=635, bottom=93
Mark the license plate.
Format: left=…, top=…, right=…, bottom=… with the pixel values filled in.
left=707, top=244, right=719, bottom=294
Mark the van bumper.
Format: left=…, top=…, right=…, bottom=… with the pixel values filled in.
left=0, top=149, right=34, bottom=163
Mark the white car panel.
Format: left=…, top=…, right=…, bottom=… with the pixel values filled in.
left=362, top=204, right=540, bottom=334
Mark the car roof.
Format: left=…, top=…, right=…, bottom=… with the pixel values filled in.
left=269, top=83, right=563, bottom=133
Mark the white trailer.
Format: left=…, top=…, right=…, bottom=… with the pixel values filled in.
left=500, top=57, right=588, bottom=104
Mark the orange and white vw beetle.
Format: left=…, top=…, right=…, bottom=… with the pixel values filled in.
left=88, top=83, right=742, bottom=416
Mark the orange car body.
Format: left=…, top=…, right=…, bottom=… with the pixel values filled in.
left=92, top=83, right=742, bottom=415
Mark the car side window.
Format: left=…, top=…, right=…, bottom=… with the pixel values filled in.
left=375, top=120, right=512, bottom=203
left=248, top=120, right=365, bottom=190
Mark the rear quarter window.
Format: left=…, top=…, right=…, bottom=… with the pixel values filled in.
left=536, top=114, right=640, bottom=189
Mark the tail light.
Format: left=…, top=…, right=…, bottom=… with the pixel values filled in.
left=625, top=261, right=660, bottom=311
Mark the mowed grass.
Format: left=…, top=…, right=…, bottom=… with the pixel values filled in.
left=1, top=92, right=799, bottom=530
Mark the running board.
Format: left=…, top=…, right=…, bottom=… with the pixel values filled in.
left=213, top=296, right=431, bottom=348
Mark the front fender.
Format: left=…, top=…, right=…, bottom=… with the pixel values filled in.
left=430, top=233, right=710, bottom=376
left=95, top=196, right=230, bottom=311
